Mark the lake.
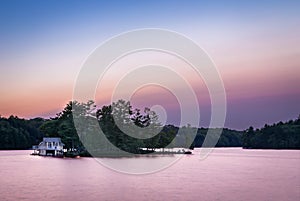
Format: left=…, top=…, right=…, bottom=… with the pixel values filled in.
left=0, top=148, right=299, bottom=201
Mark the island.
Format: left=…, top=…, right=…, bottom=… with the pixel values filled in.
left=0, top=100, right=299, bottom=156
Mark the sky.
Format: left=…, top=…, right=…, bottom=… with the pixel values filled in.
left=0, top=0, right=299, bottom=130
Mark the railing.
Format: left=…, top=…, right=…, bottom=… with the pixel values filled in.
left=37, top=145, right=64, bottom=150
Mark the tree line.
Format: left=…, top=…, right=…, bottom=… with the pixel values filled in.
left=0, top=100, right=299, bottom=152
left=0, top=116, right=44, bottom=149
left=243, top=117, right=300, bottom=149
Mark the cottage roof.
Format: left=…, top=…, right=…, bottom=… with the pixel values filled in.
left=42, top=137, right=62, bottom=143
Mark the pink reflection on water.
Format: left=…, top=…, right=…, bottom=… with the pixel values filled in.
left=0, top=149, right=299, bottom=201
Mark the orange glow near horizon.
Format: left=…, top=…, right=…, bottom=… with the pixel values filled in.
left=0, top=85, right=73, bottom=118
left=1, top=48, right=299, bottom=120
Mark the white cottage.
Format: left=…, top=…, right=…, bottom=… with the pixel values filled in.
left=34, top=137, right=65, bottom=156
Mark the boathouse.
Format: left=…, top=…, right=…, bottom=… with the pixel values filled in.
left=34, top=137, right=65, bottom=156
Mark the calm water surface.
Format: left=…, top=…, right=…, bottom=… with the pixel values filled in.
left=0, top=148, right=299, bottom=201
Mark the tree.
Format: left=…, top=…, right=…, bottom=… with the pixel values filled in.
left=242, top=126, right=254, bottom=148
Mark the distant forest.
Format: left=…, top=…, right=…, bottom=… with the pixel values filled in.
left=243, top=119, right=300, bottom=149
left=0, top=100, right=299, bottom=151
